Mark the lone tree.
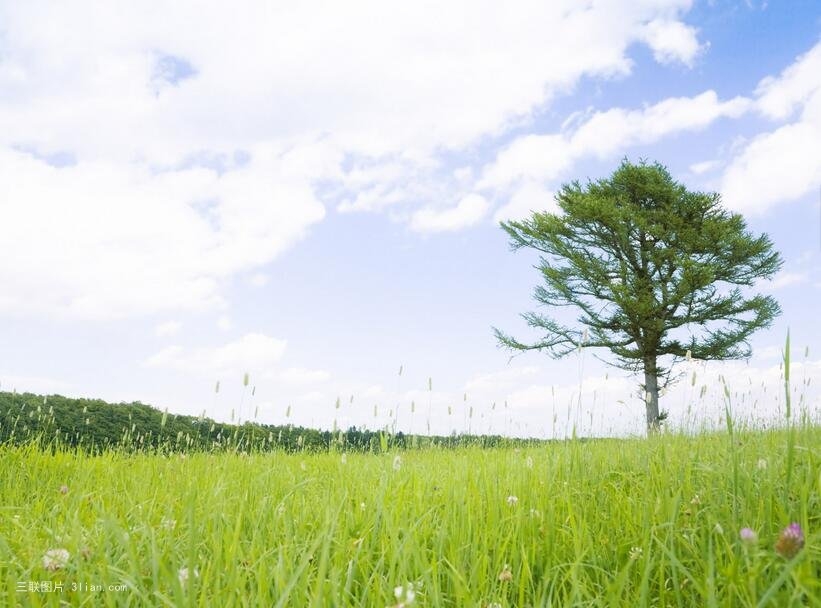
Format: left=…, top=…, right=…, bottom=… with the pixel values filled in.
left=494, top=160, right=782, bottom=433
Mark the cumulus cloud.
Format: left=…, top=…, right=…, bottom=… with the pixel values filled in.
left=493, top=182, right=557, bottom=222
left=639, top=19, right=703, bottom=67
left=570, top=91, right=750, bottom=158
left=410, top=194, right=490, bottom=233
left=0, top=1, right=706, bottom=319
left=759, top=271, right=808, bottom=292
left=720, top=40, right=821, bottom=214
left=755, top=42, right=821, bottom=120
left=274, top=367, right=332, bottom=385
left=480, top=90, right=750, bottom=212
left=689, top=159, right=720, bottom=175
left=144, top=333, right=287, bottom=376
left=0, top=145, right=326, bottom=320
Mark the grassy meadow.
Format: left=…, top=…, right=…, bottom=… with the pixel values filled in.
left=1, top=421, right=819, bottom=607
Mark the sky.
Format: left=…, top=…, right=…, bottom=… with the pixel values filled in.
left=1, top=0, right=820, bottom=438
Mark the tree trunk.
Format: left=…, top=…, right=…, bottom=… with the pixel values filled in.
left=643, top=355, right=660, bottom=434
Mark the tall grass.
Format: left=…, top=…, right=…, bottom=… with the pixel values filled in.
left=1, top=422, right=818, bottom=607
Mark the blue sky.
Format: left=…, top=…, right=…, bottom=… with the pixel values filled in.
left=1, top=1, right=819, bottom=437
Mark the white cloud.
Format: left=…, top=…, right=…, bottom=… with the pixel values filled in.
left=0, top=145, right=325, bottom=320
left=639, top=19, right=703, bottom=67
left=720, top=102, right=821, bottom=214
left=154, top=321, right=182, bottom=338
left=275, top=367, right=332, bottom=385
left=755, top=41, right=821, bottom=120
left=410, top=194, right=490, bottom=233
left=217, top=315, right=234, bottom=332
left=493, top=182, right=556, bottom=223
left=144, top=333, right=287, bottom=376
left=570, top=91, right=750, bottom=159
left=760, top=270, right=808, bottom=292
left=479, top=135, right=571, bottom=190
left=464, top=366, right=541, bottom=394
left=480, top=90, right=750, bottom=192
left=720, top=41, right=821, bottom=215
left=0, top=1, right=706, bottom=318
left=689, top=159, right=720, bottom=175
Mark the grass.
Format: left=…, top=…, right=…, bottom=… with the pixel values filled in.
left=0, top=423, right=819, bottom=607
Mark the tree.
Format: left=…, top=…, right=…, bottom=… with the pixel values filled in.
left=494, top=160, right=782, bottom=433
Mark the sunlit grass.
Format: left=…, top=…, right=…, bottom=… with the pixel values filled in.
left=1, top=422, right=819, bottom=607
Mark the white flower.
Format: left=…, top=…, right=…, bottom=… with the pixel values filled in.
left=393, top=582, right=416, bottom=605
left=507, top=495, right=518, bottom=506
left=392, top=455, right=402, bottom=471
left=42, top=548, right=69, bottom=571
left=160, top=517, right=176, bottom=530
left=629, top=546, right=643, bottom=560
left=340, top=453, right=347, bottom=464
left=178, top=567, right=199, bottom=585
left=525, top=456, right=533, bottom=469
left=757, top=458, right=768, bottom=470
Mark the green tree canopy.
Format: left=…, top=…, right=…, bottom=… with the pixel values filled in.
left=495, top=160, right=783, bottom=432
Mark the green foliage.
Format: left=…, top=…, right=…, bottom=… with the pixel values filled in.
left=0, top=391, right=520, bottom=455
left=495, top=159, right=783, bottom=431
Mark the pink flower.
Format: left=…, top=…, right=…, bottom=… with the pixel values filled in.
left=774, top=523, right=804, bottom=559
left=739, top=527, right=758, bottom=544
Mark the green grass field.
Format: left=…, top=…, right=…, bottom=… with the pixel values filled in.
left=1, top=423, right=819, bottom=607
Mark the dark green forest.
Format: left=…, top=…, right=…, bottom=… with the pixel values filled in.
left=0, top=391, right=529, bottom=453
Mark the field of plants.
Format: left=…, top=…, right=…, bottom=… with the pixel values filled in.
left=1, top=419, right=819, bottom=607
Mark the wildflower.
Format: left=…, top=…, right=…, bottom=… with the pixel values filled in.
left=42, top=549, right=69, bottom=571
left=713, top=523, right=724, bottom=535
left=529, top=508, right=541, bottom=518
left=774, top=523, right=804, bottom=559
left=341, top=453, right=347, bottom=465
left=690, top=494, right=701, bottom=506
left=757, top=458, right=768, bottom=470
left=525, top=456, right=534, bottom=469
left=392, top=582, right=416, bottom=606
left=160, top=517, right=177, bottom=530
left=498, top=564, right=513, bottom=582
left=393, top=455, right=402, bottom=471
left=360, top=502, right=366, bottom=511
left=507, top=495, right=518, bottom=506
left=739, top=528, right=758, bottom=544
left=178, top=567, right=199, bottom=585
left=59, top=485, right=69, bottom=495
left=629, top=546, right=643, bottom=561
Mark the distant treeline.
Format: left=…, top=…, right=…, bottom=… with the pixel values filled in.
left=0, top=391, right=540, bottom=453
